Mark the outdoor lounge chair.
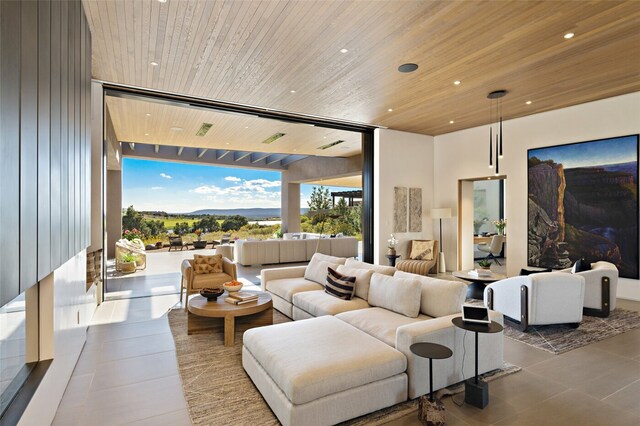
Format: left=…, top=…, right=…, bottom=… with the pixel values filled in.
left=169, top=236, right=187, bottom=251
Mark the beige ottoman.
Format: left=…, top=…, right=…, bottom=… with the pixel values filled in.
left=215, top=243, right=234, bottom=260
left=242, top=316, right=408, bottom=426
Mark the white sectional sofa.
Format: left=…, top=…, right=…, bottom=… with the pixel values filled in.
left=234, top=236, right=358, bottom=266
left=245, top=253, right=505, bottom=425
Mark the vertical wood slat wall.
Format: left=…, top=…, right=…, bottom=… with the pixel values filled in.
left=0, top=0, right=91, bottom=306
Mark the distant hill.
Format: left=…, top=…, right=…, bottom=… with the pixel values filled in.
left=186, top=207, right=310, bottom=219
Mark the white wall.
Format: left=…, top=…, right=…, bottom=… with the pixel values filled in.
left=19, top=251, right=96, bottom=425
left=374, top=128, right=435, bottom=265
left=434, top=92, right=640, bottom=300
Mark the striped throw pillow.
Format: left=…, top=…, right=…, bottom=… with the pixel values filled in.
left=325, top=267, right=356, bottom=300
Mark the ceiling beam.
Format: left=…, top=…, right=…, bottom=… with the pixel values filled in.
left=266, top=154, right=287, bottom=165
left=250, top=152, right=270, bottom=164
left=154, top=144, right=159, bottom=153
left=197, top=148, right=208, bottom=158
left=281, top=155, right=308, bottom=166
left=177, top=146, right=184, bottom=156
left=216, top=150, right=231, bottom=160
left=234, top=151, right=251, bottom=161
left=128, top=142, right=135, bottom=150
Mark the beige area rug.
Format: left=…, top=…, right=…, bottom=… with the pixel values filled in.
left=168, top=308, right=520, bottom=425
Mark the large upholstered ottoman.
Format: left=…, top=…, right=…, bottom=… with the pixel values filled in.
left=242, top=316, right=408, bottom=426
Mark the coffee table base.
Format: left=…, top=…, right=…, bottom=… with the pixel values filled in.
left=187, top=308, right=273, bottom=346
left=464, top=378, right=489, bottom=409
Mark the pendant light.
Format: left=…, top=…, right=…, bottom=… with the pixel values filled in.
left=487, top=90, right=507, bottom=174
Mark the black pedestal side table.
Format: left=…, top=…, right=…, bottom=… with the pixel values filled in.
left=410, top=342, right=453, bottom=426
left=386, top=254, right=401, bottom=267
left=451, top=317, right=503, bottom=409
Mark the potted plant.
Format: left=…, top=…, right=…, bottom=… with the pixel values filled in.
left=478, top=259, right=492, bottom=270
left=193, top=229, right=207, bottom=249
left=387, top=234, right=398, bottom=256
left=120, top=252, right=137, bottom=274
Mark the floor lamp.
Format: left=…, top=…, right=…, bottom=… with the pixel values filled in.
left=431, top=208, right=451, bottom=273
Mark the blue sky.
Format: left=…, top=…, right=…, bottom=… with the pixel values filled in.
left=528, top=135, right=638, bottom=169
left=122, top=158, right=359, bottom=213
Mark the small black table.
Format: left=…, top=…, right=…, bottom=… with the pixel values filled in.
left=386, top=254, right=401, bottom=267
left=410, top=342, right=453, bottom=402
left=451, top=317, right=503, bottom=409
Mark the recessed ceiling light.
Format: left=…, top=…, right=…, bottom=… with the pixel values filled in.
left=144, top=133, right=149, bottom=136
left=170, top=127, right=183, bottom=132
left=387, top=108, right=393, bottom=112
left=454, top=80, right=461, bottom=85
left=564, top=32, right=575, bottom=39
left=340, top=48, right=348, bottom=53
left=145, top=113, right=151, bottom=117
left=398, top=63, right=418, bottom=73
left=226, top=142, right=230, bottom=145
left=245, top=126, right=249, bottom=129
left=150, top=61, right=159, bottom=66
left=526, top=100, right=532, bottom=105
left=157, top=0, right=167, bottom=3
left=290, top=90, right=296, bottom=93
left=449, top=120, right=455, bottom=124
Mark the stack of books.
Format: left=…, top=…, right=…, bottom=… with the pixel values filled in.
left=225, top=291, right=259, bottom=305
left=469, top=269, right=492, bottom=277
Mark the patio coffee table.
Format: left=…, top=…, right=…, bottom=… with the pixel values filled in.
left=187, top=291, right=273, bottom=346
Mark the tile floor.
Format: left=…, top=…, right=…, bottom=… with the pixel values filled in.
left=55, top=269, right=640, bottom=425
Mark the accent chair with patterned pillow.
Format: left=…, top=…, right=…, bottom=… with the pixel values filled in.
left=410, top=240, right=435, bottom=260
left=396, top=240, right=439, bottom=276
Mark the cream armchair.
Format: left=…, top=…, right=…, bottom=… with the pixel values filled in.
left=180, top=257, right=237, bottom=310
left=559, top=261, right=618, bottom=317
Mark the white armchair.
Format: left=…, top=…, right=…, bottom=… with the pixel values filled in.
left=559, top=261, right=618, bottom=317
left=484, top=272, right=585, bottom=332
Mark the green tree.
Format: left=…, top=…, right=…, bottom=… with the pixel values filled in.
left=173, top=222, right=190, bottom=235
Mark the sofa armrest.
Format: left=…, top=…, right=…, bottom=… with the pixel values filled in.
left=395, top=311, right=504, bottom=399
left=260, top=266, right=307, bottom=291
left=181, top=259, right=193, bottom=282
left=222, top=257, right=237, bottom=280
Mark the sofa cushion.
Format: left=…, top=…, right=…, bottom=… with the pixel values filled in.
left=325, top=267, right=356, bottom=300
left=368, top=273, right=422, bottom=318
left=336, top=307, right=432, bottom=347
left=304, top=259, right=338, bottom=286
left=337, top=265, right=374, bottom=300
left=344, top=258, right=396, bottom=276
left=394, top=271, right=467, bottom=317
left=266, top=277, right=323, bottom=303
left=309, top=252, right=347, bottom=265
left=293, top=290, right=370, bottom=317
left=191, top=272, right=233, bottom=290
left=242, top=315, right=407, bottom=405
left=410, top=240, right=435, bottom=260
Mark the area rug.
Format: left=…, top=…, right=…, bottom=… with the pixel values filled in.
left=168, top=308, right=520, bottom=426
left=465, top=299, right=640, bottom=354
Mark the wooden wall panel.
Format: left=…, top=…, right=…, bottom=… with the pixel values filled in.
left=20, top=0, right=39, bottom=293
left=50, top=0, right=62, bottom=270
left=38, top=0, right=52, bottom=280
left=0, top=1, right=22, bottom=306
left=0, top=0, right=91, bottom=304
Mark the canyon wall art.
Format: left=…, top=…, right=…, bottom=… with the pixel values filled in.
left=527, top=135, right=639, bottom=278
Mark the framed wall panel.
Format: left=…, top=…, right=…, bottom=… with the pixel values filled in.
left=37, top=0, right=52, bottom=280
left=20, top=0, right=39, bottom=292
left=50, top=0, right=62, bottom=270
left=0, top=1, right=22, bottom=306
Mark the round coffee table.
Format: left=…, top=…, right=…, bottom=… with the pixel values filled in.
left=452, top=270, right=506, bottom=300
left=187, top=291, right=272, bottom=346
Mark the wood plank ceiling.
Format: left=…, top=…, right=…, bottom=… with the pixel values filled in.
left=84, top=0, right=640, bottom=136
left=106, top=96, right=362, bottom=156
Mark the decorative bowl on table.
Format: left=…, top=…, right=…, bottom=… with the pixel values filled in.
left=223, top=281, right=243, bottom=293
left=200, top=288, right=224, bottom=301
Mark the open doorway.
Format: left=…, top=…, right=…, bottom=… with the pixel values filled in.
left=457, top=176, right=506, bottom=274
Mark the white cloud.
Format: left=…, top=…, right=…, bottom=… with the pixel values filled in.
left=244, top=179, right=281, bottom=189
left=151, top=186, right=164, bottom=190
left=160, top=173, right=172, bottom=179
left=224, top=176, right=241, bottom=182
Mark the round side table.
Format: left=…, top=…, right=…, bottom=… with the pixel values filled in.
left=451, top=317, right=503, bottom=408
left=386, top=254, right=401, bottom=267
left=410, top=342, right=453, bottom=426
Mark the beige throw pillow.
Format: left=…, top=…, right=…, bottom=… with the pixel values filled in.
left=336, top=265, right=374, bottom=300
left=410, top=240, right=435, bottom=260
left=367, top=273, right=422, bottom=318
left=304, top=258, right=340, bottom=285
left=394, top=271, right=467, bottom=317
left=193, top=254, right=223, bottom=275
